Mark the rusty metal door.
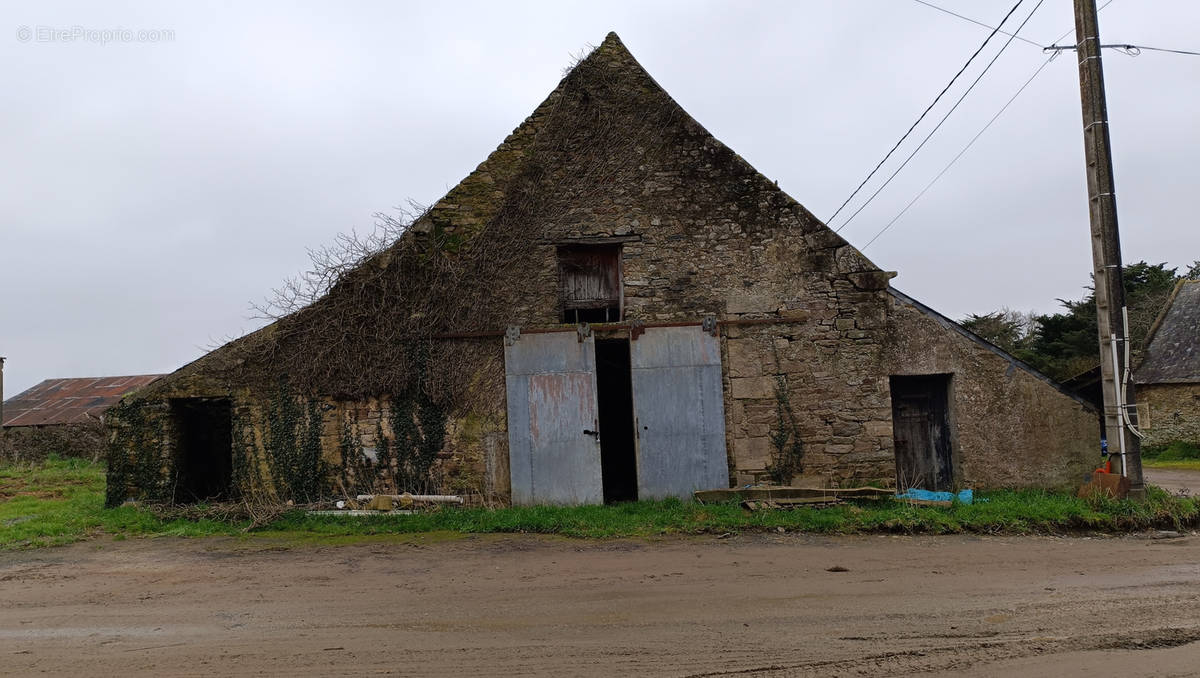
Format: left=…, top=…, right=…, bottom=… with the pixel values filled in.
left=505, top=331, right=603, bottom=505
left=630, top=326, right=728, bottom=500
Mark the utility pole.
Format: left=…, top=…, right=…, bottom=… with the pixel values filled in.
left=1073, top=0, right=1143, bottom=498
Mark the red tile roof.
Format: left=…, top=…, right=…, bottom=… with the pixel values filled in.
left=2, top=375, right=162, bottom=427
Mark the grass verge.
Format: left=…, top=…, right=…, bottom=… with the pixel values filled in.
left=0, top=458, right=241, bottom=548
left=3, top=458, right=1199, bottom=549
left=1144, top=459, right=1200, bottom=471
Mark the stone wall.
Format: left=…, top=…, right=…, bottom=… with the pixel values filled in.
left=716, top=290, right=1098, bottom=492
left=879, top=293, right=1097, bottom=490
left=1, top=422, right=107, bottom=463
left=106, top=371, right=509, bottom=506
left=1140, top=383, right=1200, bottom=448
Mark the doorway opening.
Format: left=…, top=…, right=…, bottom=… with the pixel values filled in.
left=170, top=398, right=233, bottom=503
left=595, top=338, right=637, bottom=503
left=889, top=374, right=954, bottom=492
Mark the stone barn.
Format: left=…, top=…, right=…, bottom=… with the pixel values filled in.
left=106, top=33, right=1097, bottom=507
left=1135, top=279, right=1200, bottom=449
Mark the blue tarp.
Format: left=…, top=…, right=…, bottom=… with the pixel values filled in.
left=895, top=488, right=974, bottom=504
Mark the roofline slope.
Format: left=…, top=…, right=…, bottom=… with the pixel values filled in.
left=1135, top=278, right=1200, bottom=385
left=888, top=287, right=1098, bottom=410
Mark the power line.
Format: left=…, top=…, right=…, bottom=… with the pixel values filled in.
left=833, top=0, right=1047, bottom=234
left=1045, top=43, right=1200, bottom=57
left=926, top=0, right=1197, bottom=58
left=911, top=0, right=1044, bottom=49
left=823, top=0, right=1027, bottom=227
left=857, top=0, right=1129, bottom=250
left=861, top=55, right=1057, bottom=250
left=915, top=0, right=1134, bottom=51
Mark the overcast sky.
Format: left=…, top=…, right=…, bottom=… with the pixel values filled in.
left=3, top=0, right=1198, bottom=396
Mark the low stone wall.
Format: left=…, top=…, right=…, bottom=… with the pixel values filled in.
left=1139, top=383, right=1200, bottom=449
left=1, top=422, right=107, bottom=464
left=105, top=367, right=510, bottom=506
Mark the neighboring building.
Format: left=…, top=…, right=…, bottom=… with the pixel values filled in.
left=106, top=34, right=1097, bottom=507
left=1135, top=279, right=1200, bottom=448
left=2, top=375, right=162, bottom=462
left=3, top=375, right=163, bottom=428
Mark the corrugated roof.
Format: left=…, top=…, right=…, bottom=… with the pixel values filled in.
left=1136, top=279, right=1200, bottom=385
left=2, top=375, right=162, bottom=427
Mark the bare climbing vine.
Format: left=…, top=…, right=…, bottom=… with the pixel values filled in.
left=215, top=41, right=688, bottom=413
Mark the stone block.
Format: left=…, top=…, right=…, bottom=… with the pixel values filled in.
left=847, top=270, right=893, bottom=291
left=731, top=376, right=775, bottom=400
left=864, top=420, right=892, bottom=437
left=726, top=290, right=779, bottom=315
left=733, top=436, right=772, bottom=467
left=725, top=339, right=762, bottom=377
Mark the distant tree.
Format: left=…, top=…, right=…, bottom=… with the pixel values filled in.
left=963, top=261, right=1184, bottom=382
left=960, top=308, right=1035, bottom=354
left=1186, top=260, right=1200, bottom=280
left=1120, top=261, right=1181, bottom=353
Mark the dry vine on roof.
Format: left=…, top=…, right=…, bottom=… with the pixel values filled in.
left=221, top=42, right=688, bottom=409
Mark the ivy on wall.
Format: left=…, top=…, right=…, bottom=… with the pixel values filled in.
left=105, top=399, right=173, bottom=507
left=766, top=374, right=805, bottom=486
left=263, top=379, right=327, bottom=503
left=335, top=387, right=449, bottom=496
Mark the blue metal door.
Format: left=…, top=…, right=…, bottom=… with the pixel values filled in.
left=630, top=326, right=729, bottom=500
left=504, top=331, right=604, bottom=505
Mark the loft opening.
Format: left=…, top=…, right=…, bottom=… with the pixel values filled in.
left=170, top=397, right=233, bottom=503
left=558, top=244, right=622, bottom=324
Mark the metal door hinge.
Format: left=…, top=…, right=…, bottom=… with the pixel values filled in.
left=630, top=319, right=646, bottom=340
left=505, top=325, right=521, bottom=346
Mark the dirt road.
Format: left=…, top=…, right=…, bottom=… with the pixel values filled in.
left=1145, top=466, right=1200, bottom=496
left=3, top=532, right=1200, bottom=677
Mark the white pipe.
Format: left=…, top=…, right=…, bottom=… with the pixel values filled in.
left=355, top=494, right=464, bottom=504
left=1119, top=307, right=1145, bottom=439
left=1110, top=333, right=1127, bottom=477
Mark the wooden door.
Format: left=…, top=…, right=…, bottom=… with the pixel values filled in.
left=889, top=375, right=953, bottom=491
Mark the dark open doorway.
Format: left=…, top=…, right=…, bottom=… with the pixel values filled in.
left=171, top=398, right=233, bottom=503
left=595, top=338, right=637, bottom=503
left=889, top=374, right=954, bottom=492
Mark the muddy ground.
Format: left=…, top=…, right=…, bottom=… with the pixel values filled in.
left=3, top=528, right=1200, bottom=677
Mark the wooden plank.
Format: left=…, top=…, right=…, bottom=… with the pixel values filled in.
left=695, top=486, right=893, bottom=504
